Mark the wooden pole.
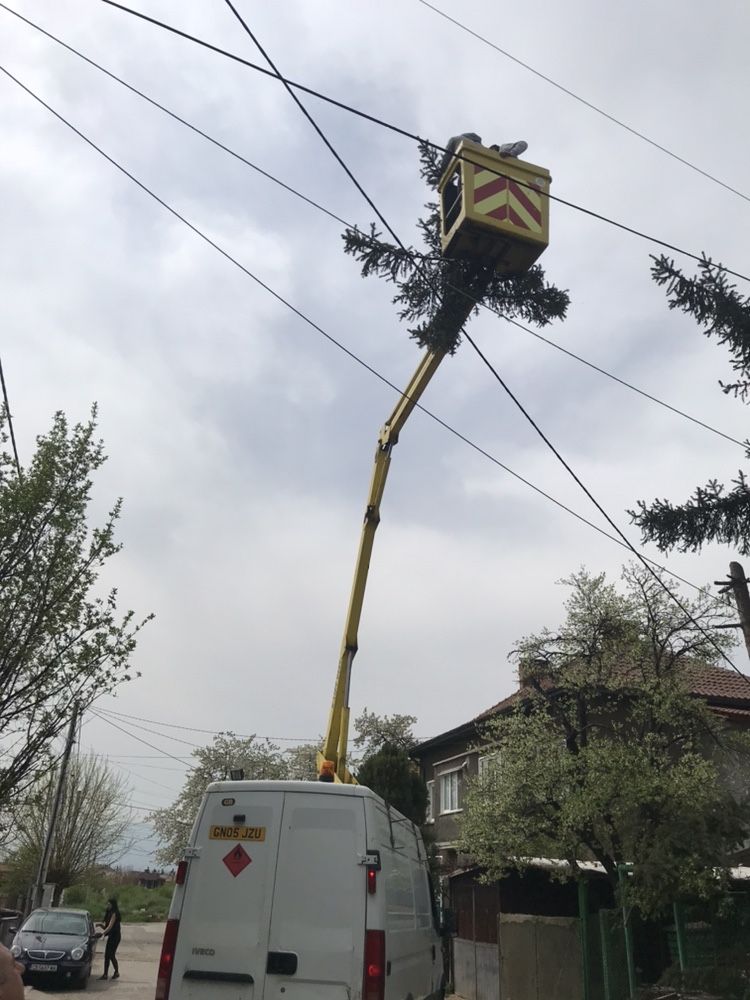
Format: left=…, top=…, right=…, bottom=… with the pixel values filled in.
left=30, top=703, right=78, bottom=910
left=728, top=561, right=750, bottom=661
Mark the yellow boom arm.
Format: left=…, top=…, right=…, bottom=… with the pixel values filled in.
left=318, top=347, right=446, bottom=783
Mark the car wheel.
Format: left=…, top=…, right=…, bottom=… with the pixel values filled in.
left=75, top=970, right=89, bottom=990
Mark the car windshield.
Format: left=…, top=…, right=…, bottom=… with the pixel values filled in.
left=23, top=912, right=88, bottom=936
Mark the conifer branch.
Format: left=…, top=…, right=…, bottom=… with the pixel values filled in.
left=341, top=142, right=570, bottom=354
left=635, top=255, right=750, bottom=552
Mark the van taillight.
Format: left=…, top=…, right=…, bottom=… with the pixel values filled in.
left=367, top=868, right=377, bottom=894
left=155, top=918, right=179, bottom=1000
left=175, top=861, right=188, bottom=885
left=363, top=929, right=385, bottom=1000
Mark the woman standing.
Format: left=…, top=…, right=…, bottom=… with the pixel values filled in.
left=98, top=897, right=122, bottom=980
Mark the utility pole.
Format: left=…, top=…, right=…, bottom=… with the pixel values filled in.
left=715, top=562, right=750, bottom=662
left=30, top=702, right=79, bottom=911
left=729, top=562, right=750, bottom=660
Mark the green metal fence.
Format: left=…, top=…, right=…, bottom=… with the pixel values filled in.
left=598, top=909, right=631, bottom=1000
left=580, top=883, right=750, bottom=999
left=579, top=880, right=634, bottom=1000
left=669, top=894, right=750, bottom=970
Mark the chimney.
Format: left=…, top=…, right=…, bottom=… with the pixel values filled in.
left=517, top=656, right=551, bottom=689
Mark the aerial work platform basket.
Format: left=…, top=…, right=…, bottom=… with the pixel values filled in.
left=439, top=137, right=550, bottom=275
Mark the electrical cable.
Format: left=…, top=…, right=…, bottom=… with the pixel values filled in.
left=89, top=708, right=192, bottom=766
left=0, top=354, right=22, bottom=475
left=95, top=712, right=205, bottom=748
left=119, top=788, right=170, bottom=805
left=220, top=0, right=396, bottom=249
left=463, top=324, right=749, bottom=681
left=98, top=707, right=317, bottom=742
left=499, top=318, right=746, bottom=449
left=5, top=54, right=747, bottom=777
left=0, top=61, right=735, bottom=612
left=0, top=2, right=350, bottom=229
left=3, top=4, right=743, bottom=452
left=220, top=4, right=747, bottom=456
left=415, top=0, right=750, bottom=206
left=216, top=11, right=749, bottom=684
left=95, top=0, right=750, bottom=284
left=105, top=759, right=189, bottom=772
left=97, top=756, right=179, bottom=793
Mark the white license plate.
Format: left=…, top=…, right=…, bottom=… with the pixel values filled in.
left=30, top=963, right=57, bottom=972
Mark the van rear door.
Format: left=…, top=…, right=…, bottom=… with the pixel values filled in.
left=173, top=789, right=285, bottom=999
left=263, top=791, right=367, bottom=1000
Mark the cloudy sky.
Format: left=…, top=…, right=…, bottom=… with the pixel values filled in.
left=2, top=0, right=749, bottom=863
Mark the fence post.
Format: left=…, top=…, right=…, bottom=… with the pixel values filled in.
left=599, top=909, right=611, bottom=1000
left=672, top=901, right=687, bottom=972
left=617, top=865, right=637, bottom=999
left=578, top=879, right=591, bottom=1000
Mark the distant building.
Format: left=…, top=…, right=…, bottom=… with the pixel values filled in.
left=124, top=868, right=167, bottom=890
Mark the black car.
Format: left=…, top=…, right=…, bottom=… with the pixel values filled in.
left=11, top=907, right=98, bottom=988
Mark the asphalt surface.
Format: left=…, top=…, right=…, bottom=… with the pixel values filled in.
left=25, top=922, right=164, bottom=999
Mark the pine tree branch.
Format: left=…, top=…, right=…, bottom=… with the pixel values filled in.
left=651, top=253, right=750, bottom=402
left=633, top=256, right=750, bottom=553
left=631, top=473, right=750, bottom=554
left=341, top=143, right=570, bottom=354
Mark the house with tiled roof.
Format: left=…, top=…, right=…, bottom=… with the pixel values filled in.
left=412, top=662, right=750, bottom=871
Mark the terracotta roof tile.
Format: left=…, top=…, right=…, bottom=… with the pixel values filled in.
left=475, top=664, right=750, bottom=722
left=712, top=704, right=750, bottom=719
left=415, top=663, right=750, bottom=754
left=683, top=662, right=750, bottom=702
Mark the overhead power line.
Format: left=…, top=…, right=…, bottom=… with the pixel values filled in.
left=499, top=320, right=746, bottom=449
left=2, top=4, right=743, bottom=452
left=221, top=10, right=747, bottom=686
left=107, top=759, right=189, bottom=773
left=416, top=0, right=750, bottom=206
left=98, top=707, right=317, bottom=742
left=96, top=711, right=204, bottom=748
left=103, top=756, right=179, bottom=793
left=90, top=708, right=192, bottom=766
left=219, top=0, right=396, bottom=254
left=0, top=354, right=22, bottom=475
left=466, top=326, right=750, bottom=683
left=0, top=61, right=734, bottom=610
left=0, top=3, right=349, bottom=229
left=98, top=708, right=438, bottom=751
left=95, top=0, right=750, bottom=284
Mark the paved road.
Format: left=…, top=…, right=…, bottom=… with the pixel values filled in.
left=25, top=922, right=164, bottom=999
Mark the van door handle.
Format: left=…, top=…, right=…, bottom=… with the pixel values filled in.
left=386, top=960, right=391, bottom=976
left=267, top=952, right=298, bottom=976
left=432, top=944, right=436, bottom=960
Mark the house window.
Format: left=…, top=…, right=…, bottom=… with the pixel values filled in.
left=426, top=780, right=434, bottom=823
left=440, top=769, right=460, bottom=813
left=478, top=752, right=500, bottom=778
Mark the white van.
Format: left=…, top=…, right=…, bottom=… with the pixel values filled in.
left=156, top=780, right=445, bottom=1000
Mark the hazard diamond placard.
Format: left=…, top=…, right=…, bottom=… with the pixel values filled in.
left=223, top=844, right=252, bottom=877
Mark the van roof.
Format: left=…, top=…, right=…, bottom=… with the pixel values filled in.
left=205, top=779, right=385, bottom=801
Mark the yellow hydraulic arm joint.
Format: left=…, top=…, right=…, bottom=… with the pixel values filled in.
left=318, top=348, right=446, bottom=783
